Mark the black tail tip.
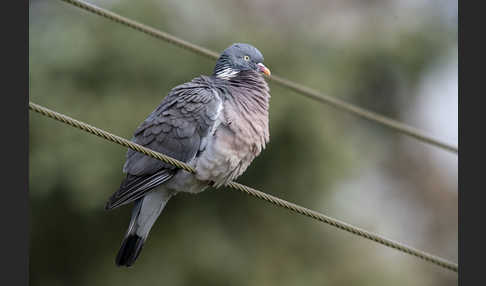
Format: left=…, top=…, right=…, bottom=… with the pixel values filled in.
left=115, top=235, right=145, bottom=267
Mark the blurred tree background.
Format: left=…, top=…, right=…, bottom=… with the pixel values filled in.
left=29, top=0, right=458, bottom=285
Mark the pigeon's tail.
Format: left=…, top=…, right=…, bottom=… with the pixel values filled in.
left=115, top=198, right=144, bottom=267
left=116, top=234, right=145, bottom=267
left=115, top=190, right=173, bottom=267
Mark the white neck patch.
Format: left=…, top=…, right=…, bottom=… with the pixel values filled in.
left=215, top=68, right=239, bottom=80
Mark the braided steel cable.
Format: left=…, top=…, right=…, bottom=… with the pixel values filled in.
left=29, top=101, right=458, bottom=273
left=59, top=0, right=458, bottom=154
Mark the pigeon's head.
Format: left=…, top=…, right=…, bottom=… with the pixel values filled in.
left=214, top=43, right=271, bottom=79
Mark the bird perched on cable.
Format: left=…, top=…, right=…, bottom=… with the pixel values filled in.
left=105, top=43, right=271, bottom=267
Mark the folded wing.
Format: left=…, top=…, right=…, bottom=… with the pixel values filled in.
left=105, top=77, right=222, bottom=210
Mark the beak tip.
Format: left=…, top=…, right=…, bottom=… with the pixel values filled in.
left=258, top=63, right=271, bottom=76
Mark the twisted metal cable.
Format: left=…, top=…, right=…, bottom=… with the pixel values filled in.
left=29, top=102, right=194, bottom=173
left=29, top=101, right=458, bottom=273
left=59, top=0, right=458, bottom=154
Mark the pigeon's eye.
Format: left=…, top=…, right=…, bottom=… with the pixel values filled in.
left=243, top=55, right=250, bottom=61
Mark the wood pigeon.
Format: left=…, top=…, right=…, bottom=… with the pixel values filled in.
left=105, top=43, right=272, bottom=267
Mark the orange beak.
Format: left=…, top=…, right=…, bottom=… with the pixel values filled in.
left=257, top=63, right=271, bottom=76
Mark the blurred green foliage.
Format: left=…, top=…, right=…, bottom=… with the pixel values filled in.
left=29, top=0, right=457, bottom=285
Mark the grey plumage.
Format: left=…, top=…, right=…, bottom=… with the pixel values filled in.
left=105, top=77, right=222, bottom=210
left=107, top=43, right=271, bottom=267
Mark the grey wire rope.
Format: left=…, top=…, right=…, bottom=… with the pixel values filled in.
left=29, top=101, right=458, bottom=273
left=59, top=0, right=458, bottom=154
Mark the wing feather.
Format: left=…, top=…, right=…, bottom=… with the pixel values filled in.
left=105, top=76, right=221, bottom=210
